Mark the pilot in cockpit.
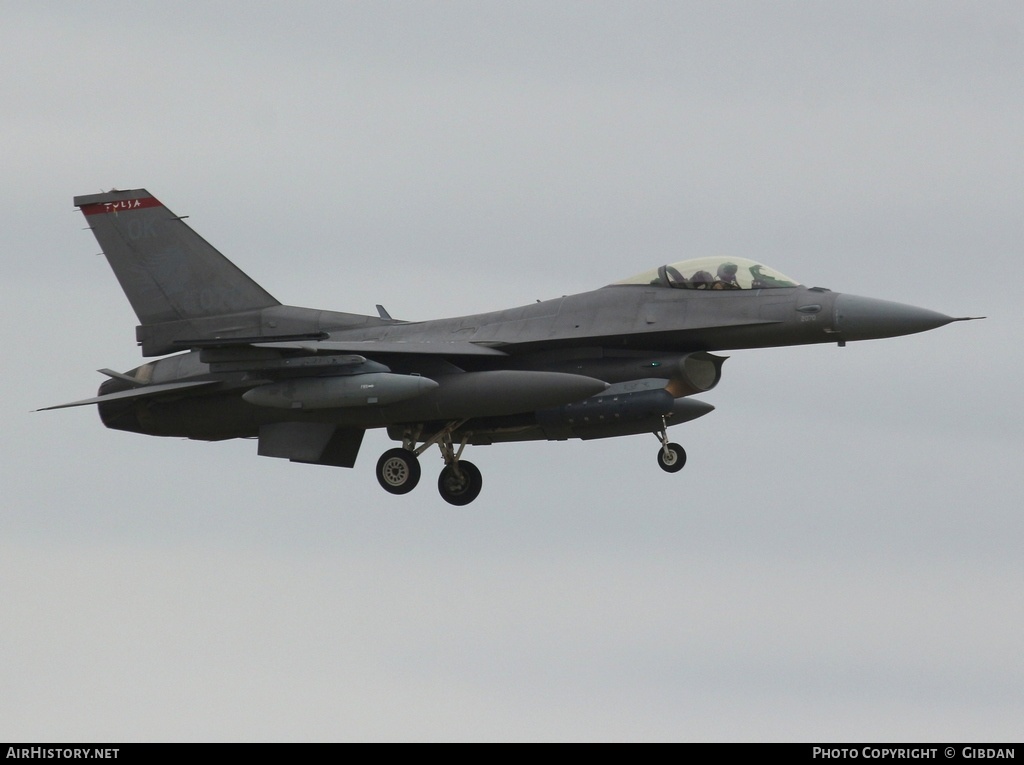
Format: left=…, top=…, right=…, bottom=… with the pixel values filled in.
left=713, top=262, right=740, bottom=289
left=690, top=270, right=714, bottom=288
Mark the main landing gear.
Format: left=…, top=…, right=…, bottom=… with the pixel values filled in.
left=438, top=461, right=483, bottom=506
left=375, top=448, right=421, bottom=494
left=374, top=420, right=483, bottom=506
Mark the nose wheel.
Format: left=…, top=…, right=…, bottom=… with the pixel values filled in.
left=657, top=442, right=686, bottom=473
left=655, top=416, right=687, bottom=473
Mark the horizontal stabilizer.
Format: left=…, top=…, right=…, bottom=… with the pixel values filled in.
left=98, top=368, right=146, bottom=386
left=38, top=380, right=218, bottom=411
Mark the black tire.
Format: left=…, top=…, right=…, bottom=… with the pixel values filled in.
left=657, top=443, right=686, bottom=473
left=437, top=461, right=483, bottom=506
left=376, top=448, right=421, bottom=494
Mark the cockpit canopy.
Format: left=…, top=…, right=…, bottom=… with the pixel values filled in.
left=613, top=257, right=800, bottom=291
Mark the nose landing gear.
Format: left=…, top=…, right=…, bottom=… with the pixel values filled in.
left=655, top=416, right=687, bottom=473
left=657, top=442, right=687, bottom=472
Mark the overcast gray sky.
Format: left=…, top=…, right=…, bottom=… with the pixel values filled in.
left=3, top=1, right=1022, bottom=742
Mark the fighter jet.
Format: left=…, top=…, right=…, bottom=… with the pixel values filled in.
left=43, top=189, right=976, bottom=505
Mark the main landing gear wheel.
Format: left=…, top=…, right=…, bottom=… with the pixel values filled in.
left=376, top=448, right=421, bottom=494
left=437, top=461, right=483, bottom=506
left=657, top=442, right=687, bottom=473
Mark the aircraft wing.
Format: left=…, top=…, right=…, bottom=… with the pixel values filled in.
left=38, top=380, right=219, bottom=411
left=253, top=339, right=509, bottom=356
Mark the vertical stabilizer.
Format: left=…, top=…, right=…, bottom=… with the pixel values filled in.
left=74, top=189, right=280, bottom=325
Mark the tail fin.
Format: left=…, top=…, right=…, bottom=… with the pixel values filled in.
left=75, top=189, right=280, bottom=325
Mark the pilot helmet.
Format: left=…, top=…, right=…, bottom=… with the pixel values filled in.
left=717, top=262, right=739, bottom=282
left=691, top=270, right=713, bottom=288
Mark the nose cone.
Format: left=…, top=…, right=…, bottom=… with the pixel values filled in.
left=834, top=294, right=958, bottom=341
